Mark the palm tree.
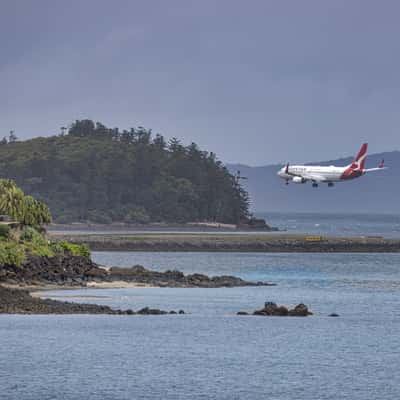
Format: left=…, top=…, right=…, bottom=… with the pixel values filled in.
left=0, top=180, right=25, bottom=221
left=21, top=196, right=38, bottom=227
left=35, top=200, right=52, bottom=227
left=0, top=180, right=52, bottom=228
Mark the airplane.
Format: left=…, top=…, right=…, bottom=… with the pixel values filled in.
left=277, top=143, right=386, bottom=187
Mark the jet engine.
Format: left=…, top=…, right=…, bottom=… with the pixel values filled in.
left=292, top=176, right=306, bottom=184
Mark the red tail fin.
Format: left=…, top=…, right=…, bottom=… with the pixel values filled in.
left=351, top=143, right=368, bottom=170
left=378, top=159, right=384, bottom=169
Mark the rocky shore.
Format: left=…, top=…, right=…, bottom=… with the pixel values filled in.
left=0, top=255, right=272, bottom=289
left=0, top=286, right=184, bottom=315
left=0, top=255, right=272, bottom=314
left=107, top=265, right=272, bottom=288
left=51, top=233, right=400, bottom=252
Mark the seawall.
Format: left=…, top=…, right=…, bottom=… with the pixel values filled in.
left=50, top=233, right=400, bottom=252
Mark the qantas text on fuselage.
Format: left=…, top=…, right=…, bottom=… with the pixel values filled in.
left=277, top=143, right=386, bottom=187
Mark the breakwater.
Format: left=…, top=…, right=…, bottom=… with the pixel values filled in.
left=51, top=233, right=400, bottom=252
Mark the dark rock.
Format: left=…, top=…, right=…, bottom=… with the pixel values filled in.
left=288, top=303, right=313, bottom=316
left=238, top=218, right=272, bottom=230
left=0, top=285, right=117, bottom=314
left=328, top=313, right=339, bottom=317
left=130, top=265, right=147, bottom=273
left=108, top=264, right=271, bottom=288
left=178, top=310, right=185, bottom=314
left=137, top=307, right=167, bottom=315
left=0, top=286, right=184, bottom=315
left=276, top=306, right=289, bottom=316
left=237, top=311, right=249, bottom=315
left=0, top=255, right=104, bottom=286
left=250, top=302, right=312, bottom=317
left=86, top=267, right=107, bottom=278
left=0, top=255, right=273, bottom=289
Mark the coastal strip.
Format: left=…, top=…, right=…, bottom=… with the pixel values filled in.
left=0, top=286, right=184, bottom=315
left=0, top=255, right=272, bottom=289
left=0, top=255, right=270, bottom=314
left=50, top=233, right=400, bottom=252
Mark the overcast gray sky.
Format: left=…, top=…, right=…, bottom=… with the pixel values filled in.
left=2, top=0, right=400, bottom=165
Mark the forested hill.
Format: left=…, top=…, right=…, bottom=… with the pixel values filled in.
left=0, top=120, right=249, bottom=224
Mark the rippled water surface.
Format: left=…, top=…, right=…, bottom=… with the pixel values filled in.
left=259, top=212, right=400, bottom=238
left=1, top=251, right=400, bottom=399
left=49, top=212, right=400, bottom=238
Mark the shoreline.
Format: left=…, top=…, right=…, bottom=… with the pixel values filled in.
left=0, top=255, right=272, bottom=315
left=0, top=255, right=273, bottom=291
left=47, top=222, right=275, bottom=234
left=0, top=254, right=273, bottom=314
left=50, top=233, right=400, bottom=252
left=0, top=285, right=184, bottom=315
left=3, top=281, right=157, bottom=293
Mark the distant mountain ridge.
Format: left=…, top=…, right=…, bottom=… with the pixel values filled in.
left=227, top=151, right=400, bottom=213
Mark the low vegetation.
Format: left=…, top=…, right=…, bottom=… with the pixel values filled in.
left=0, top=180, right=89, bottom=266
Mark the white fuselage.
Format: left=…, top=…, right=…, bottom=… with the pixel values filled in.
left=278, top=165, right=350, bottom=182
left=277, top=144, right=384, bottom=186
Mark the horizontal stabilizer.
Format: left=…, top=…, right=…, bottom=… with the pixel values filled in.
left=364, top=159, right=387, bottom=173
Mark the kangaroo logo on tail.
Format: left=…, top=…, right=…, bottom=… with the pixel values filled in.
left=351, top=143, right=368, bottom=170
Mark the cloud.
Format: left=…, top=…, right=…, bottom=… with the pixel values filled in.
left=1, top=0, right=400, bottom=164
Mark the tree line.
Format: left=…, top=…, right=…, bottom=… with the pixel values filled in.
left=0, top=120, right=250, bottom=224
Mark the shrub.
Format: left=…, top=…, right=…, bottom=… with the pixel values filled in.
left=0, top=241, right=26, bottom=266
left=0, top=224, right=10, bottom=238
left=20, top=226, right=55, bottom=257
left=20, top=226, right=40, bottom=241
left=23, top=241, right=54, bottom=257
left=53, top=241, right=90, bottom=258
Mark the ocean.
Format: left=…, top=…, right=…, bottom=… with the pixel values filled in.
left=1, top=213, right=400, bottom=399
left=258, top=211, right=400, bottom=238
left=49, top=212, right=400, bottom=238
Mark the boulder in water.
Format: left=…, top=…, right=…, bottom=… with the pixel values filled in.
left=288, top=303, right=312, bottom=316
left=250, top=302, right=312, bottom=317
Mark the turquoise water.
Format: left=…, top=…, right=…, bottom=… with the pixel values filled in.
left=1, top=251, right=400, bottom=399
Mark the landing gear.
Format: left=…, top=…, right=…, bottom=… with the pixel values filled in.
left=328, top=182, right=334, bottom=187
left=312, top=182, right=318, bottom=188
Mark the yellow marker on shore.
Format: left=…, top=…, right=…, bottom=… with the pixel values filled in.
left=305, top=236, right=323, bottom=241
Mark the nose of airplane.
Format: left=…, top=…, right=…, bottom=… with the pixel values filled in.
left=277, top=168, right=283, bottom=177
